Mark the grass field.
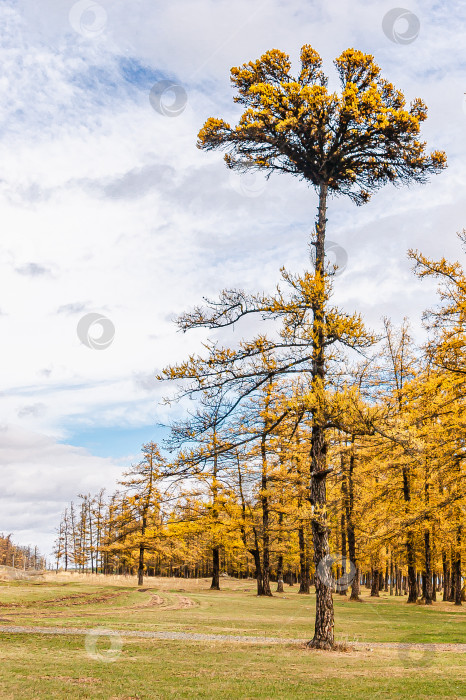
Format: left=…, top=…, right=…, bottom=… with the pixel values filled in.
left=0, top=573, right=465, bottom=699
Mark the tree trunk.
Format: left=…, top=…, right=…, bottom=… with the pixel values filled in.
left=137, top=507, right=148, bottom=586
left=449, top=550, right=456, bottom=602
left=276, top=508, right=284, bottom=592
left=210, top=546, right=220, bottom=590
left=137, top=543, right=145, bottom=586
left=88, top=500, right=94, bottom=575
left=371, top=568, right=380, bottom=597
left=210, top=439, right=221, bottom=590
left=424, top=529, right=433, bottom=604
left=252, top=549, right=263, bottom=596
left=276, top=554, right=284, bottom=593
left=339, top=511, right=347, bottom=596
left=402, top=465, right=418, bottom=603
left=298, top=525, right=310, bottom=594
left=250, top=528, right=263, bottom=596
left=406, top=535, right=418, bottom=602
left=307, top=183, right=334, bottom=650
left=262, top=549, right=272, bottom=596
left=454, top=527, right=462, bottom=606
left=442, top=551, right=450, bottom=602
left=343, top=441, right=361, bottom=601
left=431, top=527, right=437, bottom=602
left=260, top=431, right=272, bottom=597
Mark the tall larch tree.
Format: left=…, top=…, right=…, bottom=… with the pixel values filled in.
left=196, top=45, right=446, bottom=649
left=119, top=442, right=166, bottom=586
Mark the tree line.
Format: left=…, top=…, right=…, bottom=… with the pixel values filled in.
left=54, top=313, right=466, bottom=608
left=0, top=533, right=46, bottom=570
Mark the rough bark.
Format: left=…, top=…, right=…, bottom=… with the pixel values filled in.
left=406, top=546, right=417, bottom=602
left=449, top=550, right=456, bottom=602
left=402, top=465, right=418, bottom=603
left=137, top=541, right=145, bottom=587
left=260, top=430, right=272, bottom=597
left=276, top=509, right=284, bottom=593
left=454, top=527, right=462, bottom=606
left=307, top=183, right=334, bottom=650
left=210, top=439, right=221, bottom=590
left=250, top=544, right=264, bottom=596
left=371, top=568, right=380, bottom=597
left=137, top=504, right=148, bottom=586
left=424, top=529, right=433, bottom=604
left=210, top=546, right=220, bottom=590
left=298, top=525, right=310, bottom=594
left=343, top=440, right=361, bottom=601
left=339, top=511, right=348, bottom=596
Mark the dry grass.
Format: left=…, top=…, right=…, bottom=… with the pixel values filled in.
left=0, top=565, right=46, bottom=582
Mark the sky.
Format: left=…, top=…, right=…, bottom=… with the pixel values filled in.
left=1, top=0, right=466, bottom=558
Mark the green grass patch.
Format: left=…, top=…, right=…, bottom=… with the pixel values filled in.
left=2, top=577, right=464, bottom=643
left=0, top=576, right=465, bottom=698
left=0, top=633, right=465, bottom=699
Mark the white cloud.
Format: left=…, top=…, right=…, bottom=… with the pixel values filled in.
left=0, top=424, right=124, bottom=555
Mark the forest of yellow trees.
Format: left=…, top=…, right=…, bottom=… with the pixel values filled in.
left=54, top=237, right=466, bottom=609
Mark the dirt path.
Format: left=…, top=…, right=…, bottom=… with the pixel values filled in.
left=129, top=594, right=197, bottom=611
left=0, top=624, right=465, bottom=650
left=0, top=592, right=124, bottom=609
